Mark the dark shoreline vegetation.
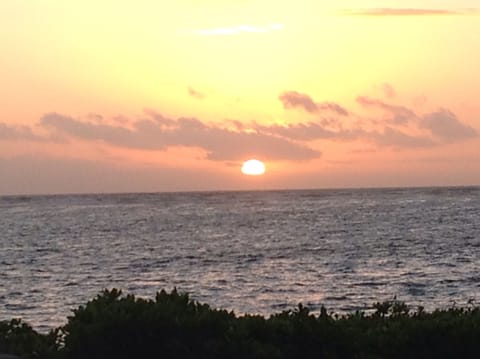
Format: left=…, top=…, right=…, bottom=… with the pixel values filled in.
left=1, top=289, right=479, bottom=359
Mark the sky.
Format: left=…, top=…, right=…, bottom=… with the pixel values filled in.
left=1, top=0, right=479, bottom=195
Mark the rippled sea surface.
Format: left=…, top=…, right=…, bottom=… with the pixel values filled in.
left=1, top=187, right=479, bottom=331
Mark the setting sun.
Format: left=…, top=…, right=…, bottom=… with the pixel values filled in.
left=0, top=1, right=479, bottom=193
left=241, top=159, right=266, bottom=176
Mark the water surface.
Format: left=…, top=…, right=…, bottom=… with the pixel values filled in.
left=1, top=187, right=479, bottom=331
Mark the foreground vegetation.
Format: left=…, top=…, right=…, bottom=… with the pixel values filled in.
left=1, top=289, right=479, bottom=358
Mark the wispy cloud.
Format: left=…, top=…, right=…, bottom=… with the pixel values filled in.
left=279, top=91, right=349, bottom=116
left=191, top=23, right=284, bottom=36
left=382, top=83, right=396, bottom=99
left=188, top=87, right=206, bottom=100
left=342, top=8, right=478, bottom=16
left=356, top=96, right=417, bottom=125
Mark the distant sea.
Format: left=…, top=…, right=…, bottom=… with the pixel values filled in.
left=1, top=187, right=479, bottom=332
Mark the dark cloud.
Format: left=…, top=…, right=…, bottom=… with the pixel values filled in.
left=421, top=109, right=478, bottom=141
left=255, top=122, right=337, bottom=141
left=279, top=91, right=349, bottom=116
left=112, top=115, right=130, bottom=125
left=3, top=87, right=477, bottom=164
left=200, top=129, right=320, bottom=161
left=372, top=127, right=436, bottom=148
left=0, top=123, right=43, bottom=141
left=254, top=122, right=362, bottom=142
left=40, top=112, right=320, bottom=161
left=142, top=109, right=176, bottom=126
left=318, top=103, right=349, bottom=116
left=275, top=91, right=478, bottom=147
left=188, top=87, right=206, bottom=100
left=256, top=121, right=434, bottom=149
left=86, top=113, right=104, bottom=123
left=342, top=8, right=466, bottom=16
left=279, top=91, right=317, bottom=112
left=226, top=119, right=247, bottom=131
left=41, top=113, right=149, bottom=148
left=356, top=96, right=417, bottom=124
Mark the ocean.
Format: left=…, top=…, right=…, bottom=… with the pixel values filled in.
left=0, top=187, right=479, bottom=332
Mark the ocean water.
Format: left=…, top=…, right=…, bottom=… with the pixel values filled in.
left=0, top=187, right=479, bottom=332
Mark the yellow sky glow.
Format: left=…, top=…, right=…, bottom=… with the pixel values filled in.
left=0, top=1, right=479, bottom=194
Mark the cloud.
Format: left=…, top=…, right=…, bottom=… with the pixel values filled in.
left=276, top=90, right=477, bottom=148
left=37, top=92, right=476, bottom=158
left=255, top=121, right=435, bottom=149
left=254, top=121, right=364, bottom=142
left=200, top=129, right=320, bottom=161
left=0, top=123, right=44, bottom=141
left=41, top=113, right=148, bottom=148
left=372, top=127, right=435, bottom=148
left=40, top=112, right=320, bottom=161
left=279, top=91, right=349, bottom=116
left=421, top=109, right=478, bottom=141
left=188, top=87, right=206, bottom=100
left=255, top=122, right=338, bottom=141
left=382, top=83, right=396, bottom=98
left=3, top=87, right=477, bottom=165
left=142, top=108, right=176, bottom=126
left=356, top=96, right=417, bottom=124
left=86, top=113, right=104, bottom=123
left=279, top=91, right=317, bottom=113
left=342, top=8, right=474, bottom=16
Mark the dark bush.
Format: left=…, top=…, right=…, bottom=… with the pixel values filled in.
left=61, top=288, right=236, bottom=359
left=0, top=319, right=59, bottom=359
left=2, top=290, right=480, bottom=358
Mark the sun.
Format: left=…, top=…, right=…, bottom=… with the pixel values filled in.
left=241, top=159, right=265, bottom=176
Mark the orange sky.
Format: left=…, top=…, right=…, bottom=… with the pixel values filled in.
left=1, top=1, right=479, bottom=194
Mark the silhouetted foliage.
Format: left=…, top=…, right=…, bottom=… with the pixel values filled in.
left=0, top=319, right=59, bottom=359
left=1, top=289, right=480, bottom=358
